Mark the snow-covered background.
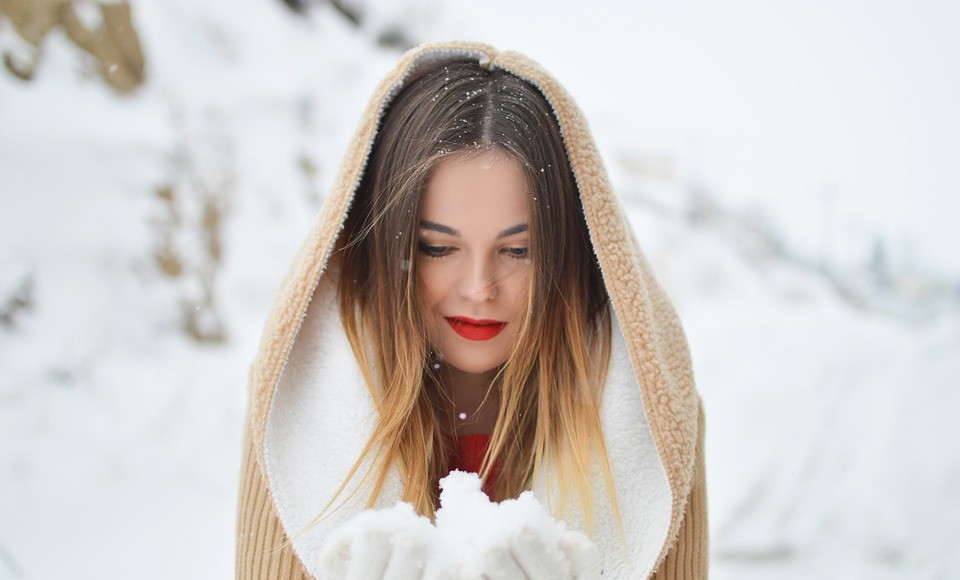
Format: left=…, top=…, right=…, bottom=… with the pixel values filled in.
left=1, top=0, right=958, bottom=578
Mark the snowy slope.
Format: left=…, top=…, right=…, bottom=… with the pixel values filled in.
left=1, top=1, right=958, bottom=578
left=623, top=186, right=960, bottom=579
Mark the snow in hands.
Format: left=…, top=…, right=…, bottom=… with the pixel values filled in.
left=317, top=471, right=598, bottom=579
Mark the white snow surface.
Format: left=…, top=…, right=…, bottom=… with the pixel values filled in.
left=1, top=1, right=958, bottom=579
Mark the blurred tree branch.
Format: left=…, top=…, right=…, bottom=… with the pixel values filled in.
left=0, top=0, right=145, bottom=93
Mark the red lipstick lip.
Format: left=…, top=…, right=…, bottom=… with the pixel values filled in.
left=445, top=316, right=506, bottom=341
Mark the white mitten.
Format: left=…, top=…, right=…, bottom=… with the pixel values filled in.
left=477, top=516, right=593, bottom=579
left=434, top=471, right=598, bottom=580
left=317, top=472, right=598, bottom=580
left=317, top=501, right=438, bottom=580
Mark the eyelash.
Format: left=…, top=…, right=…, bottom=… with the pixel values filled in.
left=418, top=243, right=529, bottom=260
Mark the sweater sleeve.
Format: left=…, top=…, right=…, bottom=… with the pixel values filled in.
left=651, top=398, right=709, bottom=579
left=235, top=416, right=311, bottom=580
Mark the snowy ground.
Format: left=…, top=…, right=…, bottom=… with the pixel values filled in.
left=2, top=1, right=958, bottom=578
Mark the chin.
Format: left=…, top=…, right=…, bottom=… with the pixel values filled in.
left=442, top=351, right=506, bottom=375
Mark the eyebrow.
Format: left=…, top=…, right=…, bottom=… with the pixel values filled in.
left=420, top=220, right=529, bottom=238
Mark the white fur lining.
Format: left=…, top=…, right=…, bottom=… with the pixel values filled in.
left=264, top=266, right=672, bottom=578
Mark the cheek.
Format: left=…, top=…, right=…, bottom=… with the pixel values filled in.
left=416, top=262, right=446, bottom=308
left=502, top=267, right=531, bottom=315
left=509, top=262, right=531, bottom=293
left=417, top=264, right=448, bottom=326
left=416, top=267, right=442, bottom=345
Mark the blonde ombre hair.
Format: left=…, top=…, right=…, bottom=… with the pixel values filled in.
left=297, top=58, right=622, bottom=541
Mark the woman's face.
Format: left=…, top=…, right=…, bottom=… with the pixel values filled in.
left=417, top=150, right=532, bottom=375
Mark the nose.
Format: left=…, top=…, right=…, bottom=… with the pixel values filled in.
left=459, top=254, right=498, bottom=303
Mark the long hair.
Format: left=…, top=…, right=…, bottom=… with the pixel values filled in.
left=297, top=58, right=621, bottom=540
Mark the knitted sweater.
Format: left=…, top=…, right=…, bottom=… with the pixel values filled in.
left=236, top=40, right=708, bottom=579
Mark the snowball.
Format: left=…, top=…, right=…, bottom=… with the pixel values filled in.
left=434, top=471, right=597, bottom=577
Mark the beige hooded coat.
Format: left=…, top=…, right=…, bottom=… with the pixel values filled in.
left=235, top=40, right=708, bottom=579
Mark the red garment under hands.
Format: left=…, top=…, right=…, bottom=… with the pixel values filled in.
left=446, top=433, right=499, bottom=498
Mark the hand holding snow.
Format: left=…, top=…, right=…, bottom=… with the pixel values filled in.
left=317, top=500, right=438, bottom=579
left=317, top=471, right=598, bottom=579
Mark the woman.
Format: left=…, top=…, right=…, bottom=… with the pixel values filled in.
left=236, top=40, right=708, bottom=579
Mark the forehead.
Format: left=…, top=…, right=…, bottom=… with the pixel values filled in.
left=420, top=151, right=530, bottom=231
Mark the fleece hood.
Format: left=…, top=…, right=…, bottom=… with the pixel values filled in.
left=237, top=40, right=706, bottom=580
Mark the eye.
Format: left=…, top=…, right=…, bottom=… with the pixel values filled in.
left=502, top=247, right=529, bottom=260
left=418, top=243, right=454, bottom=259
